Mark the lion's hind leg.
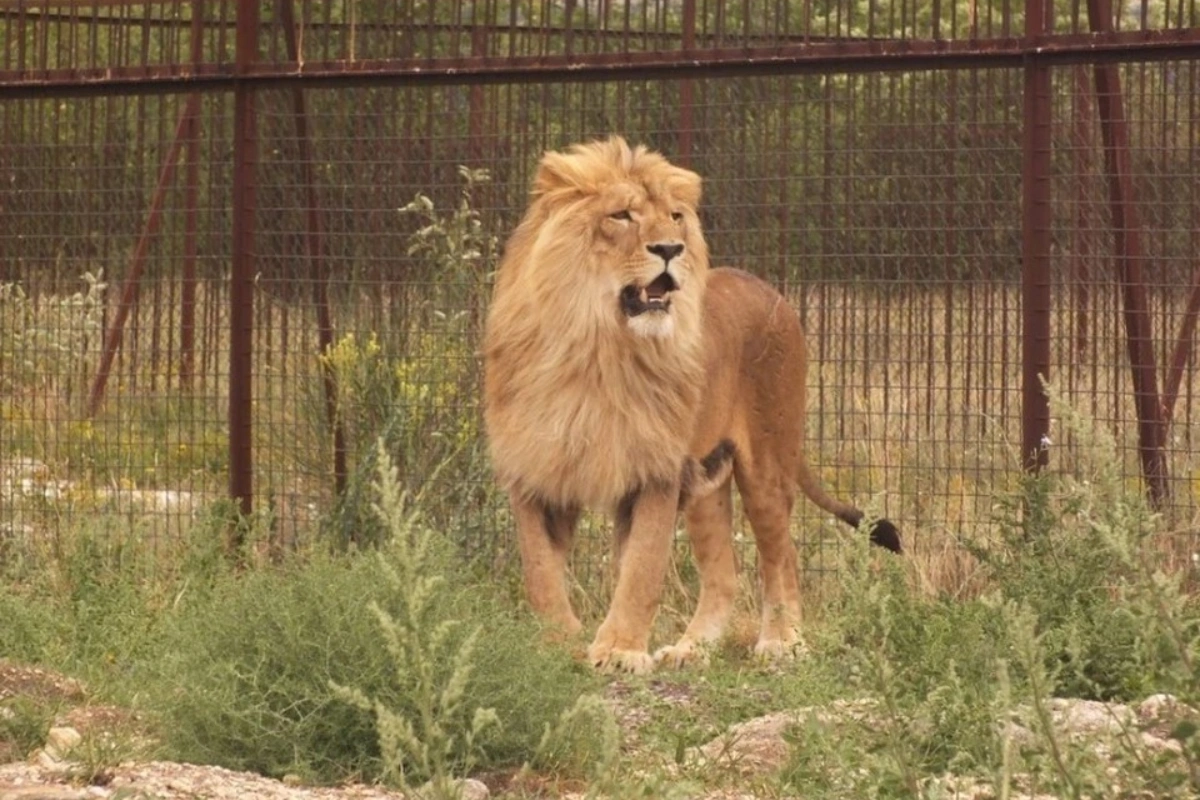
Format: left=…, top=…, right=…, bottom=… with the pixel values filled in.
left=679, top=439, right=735, bottom=512
left=736, top=461, right=804, bottom=661
left=654, top=476, right=737, bottom=669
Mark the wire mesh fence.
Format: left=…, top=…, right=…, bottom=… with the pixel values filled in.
left=2, top=1, right=1199, bottom=584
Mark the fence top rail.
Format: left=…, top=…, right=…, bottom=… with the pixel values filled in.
left=2, top=0, right=1197, bottom=93
left=2, top=26, right=1198, bottom=98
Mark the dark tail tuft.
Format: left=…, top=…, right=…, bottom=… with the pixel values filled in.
left=838, top=510, right=903, bottom=553
left=867, top=519, right=903, bottom=554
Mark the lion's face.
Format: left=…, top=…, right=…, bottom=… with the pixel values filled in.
left=504, top=137, right=710, bottom=343
left=597, top=184, right=698, bottom=340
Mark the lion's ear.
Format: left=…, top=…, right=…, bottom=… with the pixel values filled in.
left=533, top=136, right=633, bottom=197
left=667, top=166, right=703, bottom=211
left=532, top=151, right=578, bottom=197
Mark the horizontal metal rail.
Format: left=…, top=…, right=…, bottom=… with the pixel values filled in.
left=0, top=8, right=871, bottom=44
left=3, top=27, right=1198, bottom=98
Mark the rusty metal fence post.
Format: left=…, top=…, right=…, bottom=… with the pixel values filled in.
left=1021, top=0, right=1052, bottom=473
left=229, top=0, right=260, bottom=537
left=678, top=0, right=696, bottom=164
left=1086, top=0, right=1171, bottom=508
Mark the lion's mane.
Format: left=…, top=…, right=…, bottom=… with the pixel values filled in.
left=483, top=137, right=710, bottom=510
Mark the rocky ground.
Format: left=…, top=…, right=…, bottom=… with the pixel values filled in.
left=1, top=660, right=1193, bottom=799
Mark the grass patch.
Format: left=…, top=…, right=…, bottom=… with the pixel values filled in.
left=0, top=451, right=603, bottom=790
left=765, top=386, right=1200, bottom=798
left=139, top=449, right=601, bottom=788
left=1, top=390, right=1198, bottom=797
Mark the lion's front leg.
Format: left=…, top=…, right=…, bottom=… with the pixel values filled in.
left=588, top=481, right=679, bottom=674
left=511, top=491, right=582, bottom=637
left=655, top=477, right=736, bottom=669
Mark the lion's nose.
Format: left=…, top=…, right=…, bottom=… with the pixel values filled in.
left=647, top=242, right=684, bottom=265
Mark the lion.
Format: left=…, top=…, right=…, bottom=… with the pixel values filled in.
left=483, top=136, right=900, bottom=674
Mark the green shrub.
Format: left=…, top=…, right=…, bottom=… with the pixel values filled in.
left=0, top=694, right=59, bottom=762
left=331, top=444, right=503, bottom=797
left=970, top=386, right=1196, bottom=702
left=800, top=540, right=1013, bottom=791
left=0, top=270, right=106, bottom=397
left=302, top=166, right=498, bottom=549
left=0, top=516, right=186, bottom=678
left=977, top=479, right=1158, bottom=701
left=783, top=385, right=1200, bottom=797
left=145, top=452, right=598, bottom=786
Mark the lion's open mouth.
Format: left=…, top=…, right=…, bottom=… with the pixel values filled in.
left=620, top=272, right=678, bottom=317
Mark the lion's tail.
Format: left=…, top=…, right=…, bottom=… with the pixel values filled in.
left=796, top=459, right=903, bottom=553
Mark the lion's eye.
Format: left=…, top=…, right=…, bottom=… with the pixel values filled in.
left=671, top=211, right=685, bottom=223
left=609, top=210, right=633, bottom=222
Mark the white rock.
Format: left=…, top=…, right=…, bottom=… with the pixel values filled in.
left=43, top=729, right=81, bottom=761
left=1046, top=698, right=1134, bottom=737
left=416, top=778, right=488, bottom=800
left=456, top=778, right=489, bottom=800
left=1137, top=693, right=1181, bottom=723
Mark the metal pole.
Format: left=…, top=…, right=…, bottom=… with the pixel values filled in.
left=1087, top=0, right=1170, bottom=507
left=277, top=0, right=347, bottom=501
left=1020, top=0, right=1052, bottom=472
left=87, top=96, right=198, bottom=417
left=181, top=0, right=205, bottom=391
left=229, top=0, right=258, bottom=534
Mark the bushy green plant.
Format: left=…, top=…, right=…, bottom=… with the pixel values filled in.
left=528, top=693, right=621, bottom=783
left=970, top=385, right=1195, bottom=702
left=303, top=167, right=498, bottom=547
left=782, top=386, right=1200, bottom=797
left=794, top=537, right=1013, bottom=794
left=145, top=449, right=598, bottom=786
left=400, top=166, right=496, bottom=291
left=312, top=329, right=488, bottom=547
left=0, top=584, right=67, bottom=664
left=331, top=444, right=501, bottom=797
left=0, top=513, right=187, bottom=679
left=0, top=694, right=59, bottom=762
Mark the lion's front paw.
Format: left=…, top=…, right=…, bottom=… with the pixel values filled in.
left=587, top=642, right=655, bottom=674
left=752, top=635, right=806, bottom=663
left=653, top=639, right=711, bottom=670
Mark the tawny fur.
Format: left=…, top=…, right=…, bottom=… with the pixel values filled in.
left=483, top=136, right=899, bottom=673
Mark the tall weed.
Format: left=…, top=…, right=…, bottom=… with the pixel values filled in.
left=331, top=444, right=501, bottom=797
